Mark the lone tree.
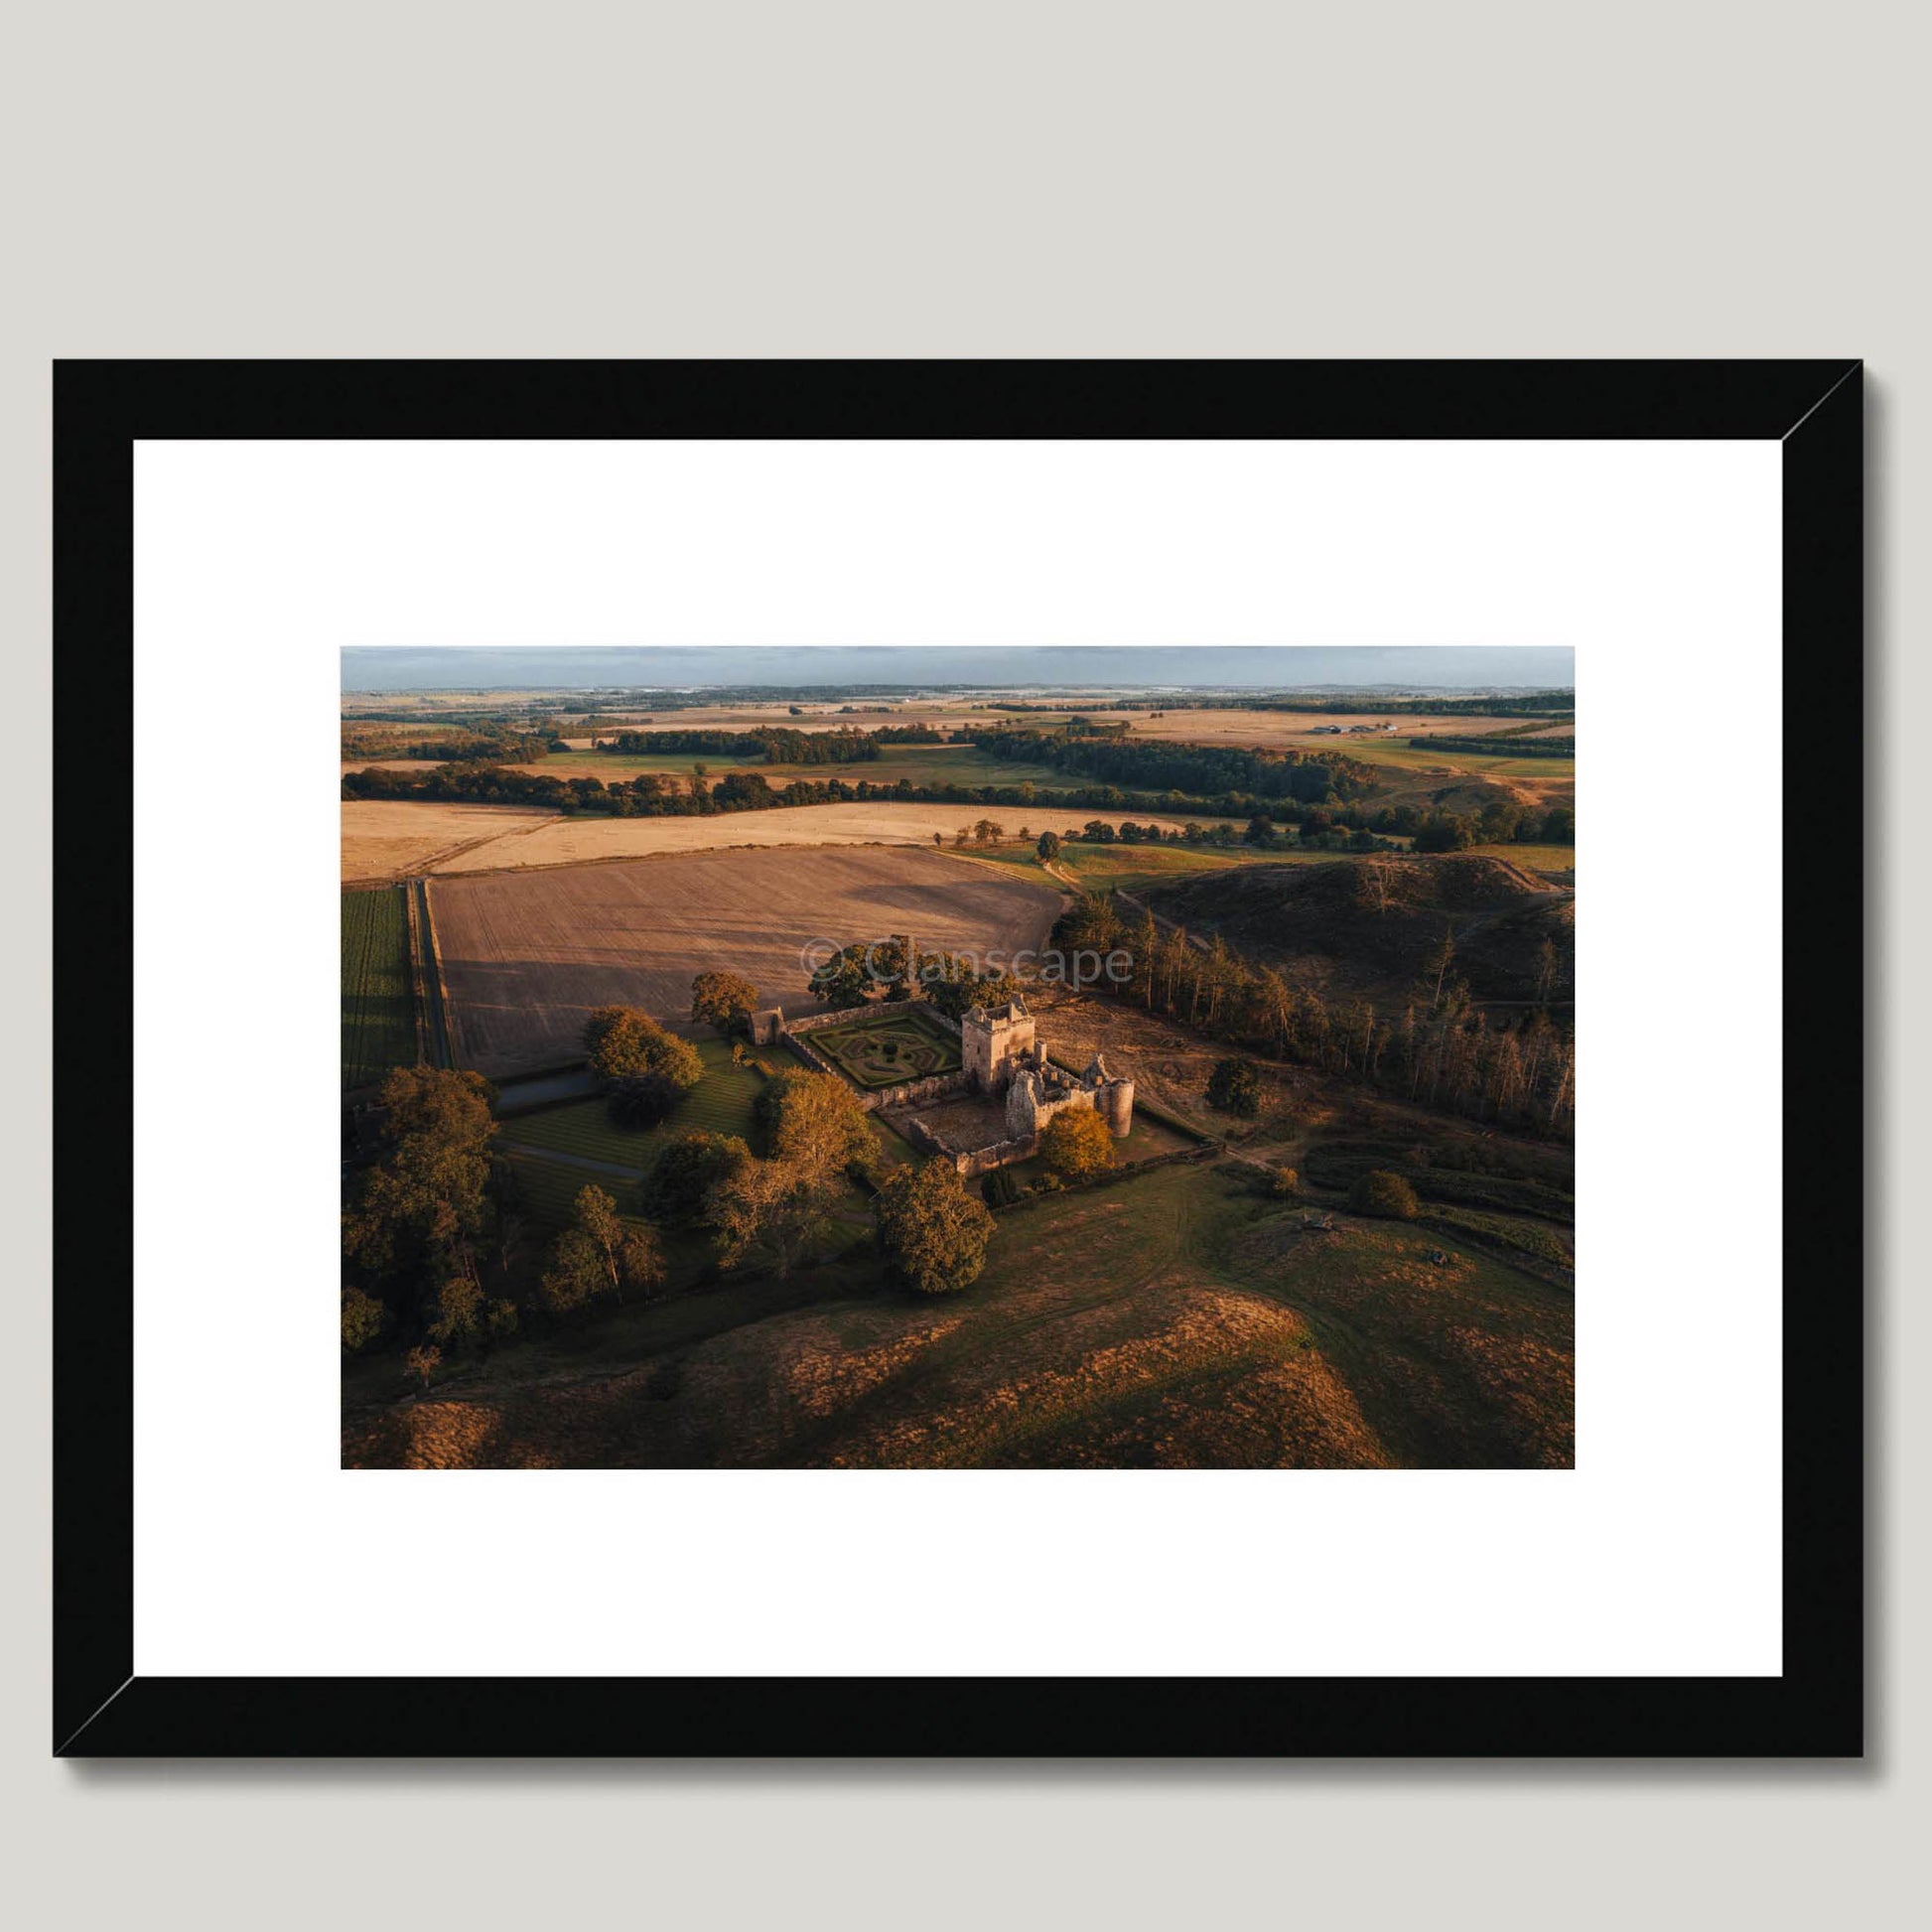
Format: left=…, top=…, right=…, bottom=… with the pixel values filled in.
left=539, top=1183, right=665, bottom=1314
left=1040, top=1106, right=1116, bottom=1178
left=1035, top=830, right=1062, bottom=862
left=403, top=1343, right=441, bottom=1391
left=582, top=1006, right=705, bottom=1090
left=874, top=1158, right=997, bottom=1296
left=607, top=1070, right=687, bottom=1130
left=690, top=969, right=759, bottom=1036
left=643, top=1131, right=753, bottom=1226
left=1350, top=1170, right=1420, bottom=1220
left=1205, top=1057, right=1263, bottom=1118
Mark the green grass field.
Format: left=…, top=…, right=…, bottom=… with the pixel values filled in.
left=1327, top=736, right=1578, bottom=780
left=498, top=1150, right=646, bottom=1222
left=1053, top=842, right=1311, bottom=892
left=341, top=886, right=415, bottom=1089
left=805, top=1007, right=962, bottom=1089
left=496, top=1037, right=765, bottom=1170
left=1465, top=843, right=1575, bottom=871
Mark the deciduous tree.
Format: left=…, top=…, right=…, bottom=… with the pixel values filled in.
left=341, top=1286, right=387, bottom=1354
left=690, top=969, right=759, bottom=1035
left=643, top=1131, right=753, bottom=1225
left=582, top=1006, right=705, bottom=1089
left=707, top=1156, right=843, bottom=1279
left=752, top=1069, right=874, bottom=1174
left=607, top=1070, right=686, bottom=1129
left=874, top=1158, right=996, bottom=1295
left=1040, top=1106, right=1115, bottom=1177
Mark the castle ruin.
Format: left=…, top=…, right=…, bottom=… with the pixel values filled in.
left=762, top=977, right=1135, bottom=1180
left=960, top=997, right=1135, bottom=1142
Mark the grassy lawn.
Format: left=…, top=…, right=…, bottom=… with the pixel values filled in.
left=496, top=1036, right=764, bottom=1171
left=868, top=1113, right=920, bottom=1167
left=341, top=886, right=415, bottom=1088
left=498, top=1150, right=648, bottom=1222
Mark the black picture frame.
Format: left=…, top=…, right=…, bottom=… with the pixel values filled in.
left=55, top=359, right=1863, bottom=1757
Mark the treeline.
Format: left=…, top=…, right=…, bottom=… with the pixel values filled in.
left=1414, top=735, right=1575, bottom=757
left=1056, top=896, right=1575, bottom=1136
left=342, top=722, right=564, bottom=762
left=604, top=727, right=884, bottom=763
left=341, top=757, right=1578, bottom=846
left=1250, top=692, right=1575, bottom=717
left=985, top=691, right=1576, bottom=717
left=968, top=728, right=1377, bottom=803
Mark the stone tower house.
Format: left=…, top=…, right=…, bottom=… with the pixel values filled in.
left=960, top=999, right=1135, bottom=1142
left=960, top=997, right=1035, bottom=1092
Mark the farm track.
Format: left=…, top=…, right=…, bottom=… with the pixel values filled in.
left=413, top=878, right=454, bottom=1068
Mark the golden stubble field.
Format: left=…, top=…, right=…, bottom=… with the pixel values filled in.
left=341, top=801, right=560, bottom=882
left=428, top=843, right=1064, bottom=1072
left=426, top=801, right=1208, bottom=874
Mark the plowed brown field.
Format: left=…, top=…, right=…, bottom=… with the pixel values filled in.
left=428, top=845, right=1063, bottom=1073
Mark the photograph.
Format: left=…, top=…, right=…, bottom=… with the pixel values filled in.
left=341, top=644, right=1578, bottom=1470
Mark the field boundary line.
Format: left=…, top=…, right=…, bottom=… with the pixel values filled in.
left=416, top=879, right=457, bottom=1068
left=403, top=879, right=429, bottom=1065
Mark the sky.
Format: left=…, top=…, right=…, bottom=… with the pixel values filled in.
left=341, top=645, right=1574, bottom=693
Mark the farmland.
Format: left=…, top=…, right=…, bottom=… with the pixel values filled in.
left=341, top=800, right=558, bottom=882
left=423, top=802, right=1208, bottom=873
left=429, top=844, right=1062, bottom=1073
left=1077, top=707, right=1565, bottom=749
left=341, top=886, right=415, bottom=1088
left=506, top=743, right=1075, bottom=792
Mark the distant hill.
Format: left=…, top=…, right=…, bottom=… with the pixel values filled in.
left=1137, top=855, right=1574, bottom=1004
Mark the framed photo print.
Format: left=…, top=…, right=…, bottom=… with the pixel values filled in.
left=56, top=359, right=1862, bottom=1755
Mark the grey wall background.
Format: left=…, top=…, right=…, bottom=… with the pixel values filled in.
left=1, top=2, right=1917, bottom=1925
